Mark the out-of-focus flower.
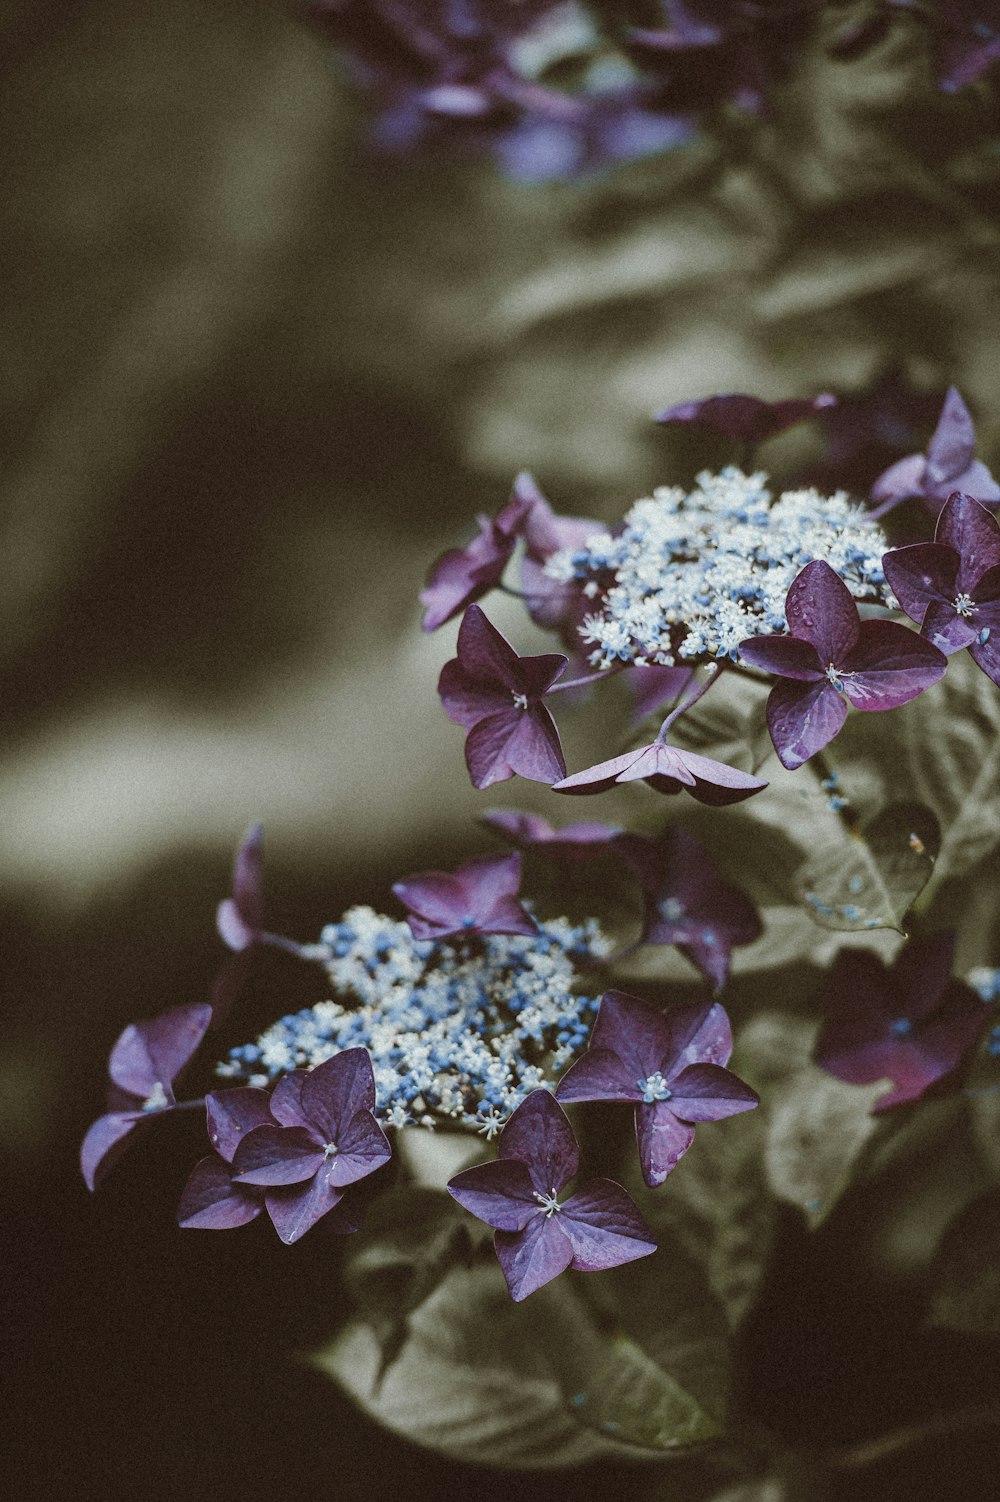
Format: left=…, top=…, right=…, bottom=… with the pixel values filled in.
left=230, top=1050, right=390, bottom=1243
left=393, top=851, right=536, bottom=941
left=883, top=492, right=1000, bottom=683
left=420, top=485, right=533, bottom=632
left=871, top=387, right=1000, bottom=516
left=654, top=391, right=836, bottom=447
left=516, top=472, right=601, bottom=649
left=738, top=560, right=947, bottom=770
left=438, top=604, right=568, bottom=787
left=553, top=736, right=767, bottom=804
left=556, top=990, right=757, bottom=1186
left=481, top=807, right=622, bottom=861
left=81, top=1003, right=212, bottom=1190
left=616, top=827, right=761, bottom=989
left=814, top=933, right=989, bottom=1111
left=447, top=1088, right=655, bottom=1300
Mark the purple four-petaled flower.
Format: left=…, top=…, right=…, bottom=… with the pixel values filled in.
left=81, top=1003, right=212, bottom=1190
left=556, top=990, right=758, bottom=1187
left=654, top=391, right=836, bottom=447
left=228, top=1050, right=390, bottom=1244
left=516, top=471, right=601, bottom=646
left=870, top=386, right=1000, bottom=516
left=552, top=737, right=767, bottom=805
left=393, top=850, right=536, bottom=941
left=438, top=604, right=568, bottom=788
left=447, top=1089, right=656, bottom=1301
left=616, top=828, right=762, bottom=990
left=420, top=484, right=532, bottom=632
left=882, top=491, right=1000, bottom=684
left=814, top=933, right=988, bottom=1112
left=738, top=560, right=947, bottom=770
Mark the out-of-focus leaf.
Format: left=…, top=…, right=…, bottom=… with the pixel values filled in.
left=312, top=1255, right=726, bottom=1467
left=734, top=1015, right=884, bottom=1228
left=796, top=800, right=940, bottom=935
left=927, top=1189, right=1000, bottom=1334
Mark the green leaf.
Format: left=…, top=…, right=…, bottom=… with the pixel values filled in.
left=927, top=1190, right=1000, bottom=1334
left=733, top=1015, right=884, bottom=1228
left=311, top=1255, right=727, bottom=1468
left=795, top=800, right=940, bottom=935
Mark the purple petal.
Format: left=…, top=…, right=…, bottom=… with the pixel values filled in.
left=452, top=603, right=523, bottom=691
left=653, top=392, right=836, bottom=445
left=300, top=1048, right=377, bottom=1141
left=231, top=823, right=264, bottom=937
left=766, top=677, right=848, bottom=770
left=586, top=991, right=677, bottom=1082
left=784, top=561, right=860, bottom=663
left=495, top=1213, right=574, bottom=1301
left=323, top=1108, right=392, bottom=1187
left=738, top=633, right=825, bottom=681
left=206, top=1087, right=275, bottom=1164
left=882, top=543, right=957, bottom=626
left=177, top=1155, right=262, bottom=1230
left=559, top=1179, right=657, bottom=1271
left=269, top=1069, right=309, bottom=1128
left=556, top=1046, right=642, bottom=1104
left=447, top=1158, right=541, bottom=1231
left=231, top=1124, right=324, bottom=1186
left=481, top=808, right=621, bottom=861
left=969, top=618, right=1000, bottom=686
left=926, top=387, right=976, bottom=484
left=437, top=658, right=508, bottom=728
left=635, top=1102, right=695, bottom=1188
left=871, top=452, right=929, bottom=506
left=667, top=1063, right=759, bottom=1121
left=552, top=744, right=666, bottom=795
left=890, top=932, right=957, bottom=1022
left=108, top=1002, right=212, bottom=1099
left=932, top=459, right=1000, bottom=509
left=841, top=622, right=947, bottom=709
left=936, top=493, right=1000, bottom=587
left=519, top=473, right=600, bottom=561
left=80, top=1110, right=143, bottom=1191
left=519, top=554, right=586, bottom=633
left=627, top=664, right=695, bottom=722
left=676, top=748, right=769, bottom=805
left=464, top=704, right=566, bottom=788
left=920, top=599, right=979, bottom=656
left=497, top=1090, right=579, bottom=1196
left=265, top=1174, right=346, bottom=1245
left=420, top=496, right=530, bottom=632
left=393, top=870, right=470, bottom=929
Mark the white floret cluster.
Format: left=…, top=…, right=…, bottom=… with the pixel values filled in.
left=545, top=468, right=891, bottom=668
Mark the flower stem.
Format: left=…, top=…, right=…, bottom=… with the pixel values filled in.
left=547, top=664, right=624, bottom=695
left=657, top=661, right=724, bottom=739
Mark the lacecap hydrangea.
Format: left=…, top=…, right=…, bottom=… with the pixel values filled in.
left=545, top=467, right=892, bottom=668
left=218, top=905, right=611, bottom=1136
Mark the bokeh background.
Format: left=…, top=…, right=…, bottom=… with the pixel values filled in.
left=4, top=2, right=1000, bottom=1498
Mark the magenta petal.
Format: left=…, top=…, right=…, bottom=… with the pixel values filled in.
left=556, top=1046, right=642, bottom=1104
left=784, top=561, right=860, bottom=663
left=495, top=1214, right=574, bottom=1301
left=635, top=1102, right=695, bottom=1187
left=667, top=1063, right=759, bottom=1121
left=497, top=1090, right=579, bottom=1196
left=265, top=1174, right=346, bottom=1245
left=80, top=1110, right=143, bottom=1191
left=437, top=658, right=508, bottom=728
left=301, top=1048, right=376, bottom=1140
left=882, top=543, right=957, bottom=625
left=738, top=634, right=824, bottom=681
left=206, top=1087, right=275, bottom=1164
left=560, top=1180, right=657, bottom=1271
left=231, top=1125, right=324, bottom=1185
left=324, top=1108, right=392, bottom=1187
left=677, top=748, right=768, bottom=805
left=841, top=622, right=946, bottom=709
left=935, top=493, right=1000, bottom=585
left=269, top=1070, right=309, bottom=1127
left=766, top=677, right=848, bottom=769
left=447, top=1158, right=541, bottom=1231
left=177, top=1155, right=262, bottom=1230
left=108, top=1003, right=212, bottom=1098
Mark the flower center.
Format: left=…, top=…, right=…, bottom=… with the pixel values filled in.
left=141, top=1082, right=169, bottom=1113
left=889, top=1018, right=912, bottom=1038
left=953, top=593, right=976, bottom=618
left=658, top=897, right=685, bottom=923
left=511, top=691, right=529, bottom=710
left=638, top=1071, right=673, bottom=1103
left=461, top=914, right=477, bottom=929
left=533, top=1187, right=561, bottom=1217
left=323, top=1141, right=339, bottom=1158
left=825, top=663, right=845, bottom=690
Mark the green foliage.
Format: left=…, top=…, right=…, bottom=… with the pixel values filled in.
left=795, top=800, right=939, bottom=935
left=927, top=1189, right=1000, bottom=1334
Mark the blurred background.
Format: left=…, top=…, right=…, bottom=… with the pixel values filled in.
left=4, top=1, right=1000, bottom=1497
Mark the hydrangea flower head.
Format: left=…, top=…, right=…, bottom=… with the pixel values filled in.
left=447, top=1089, right=656, bottom=1300
left=420, top=485, right=532, bottom=632
left=546, top=468, right=892, bottom=671
left=219, top=905, right=611, bottom=1130
left=556, top=990, right=758, bottom=1187
left=229, top=1050, right=391, bottom=1243
left=871, top=387, right=1000, bottom=515
left=814, top=933, right=989, bottom=1112
left=882, top=492, right=1000, bottom=683
left=616, top=828, right=762, bottom=989
left=438, top=604, right=568, bottom=788
left=81, top=1003, right=212, bottom=1190
left=738, top=560, right=947, bottom=770
left=393, top=851, right=536, bottom=941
